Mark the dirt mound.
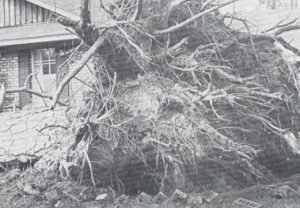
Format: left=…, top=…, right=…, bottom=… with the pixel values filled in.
left=2, top=1, right=300, bottom=206
left=62, top=47, right=298, bottom=196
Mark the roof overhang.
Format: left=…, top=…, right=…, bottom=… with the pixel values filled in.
left=0, top=34, right=78, bottom=48
left=0, top=22, right=78, bottom=48
left=26, top=0, right=81, bottom=22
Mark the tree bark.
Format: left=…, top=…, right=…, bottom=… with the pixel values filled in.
left=50, top=36, right=105, bottom=110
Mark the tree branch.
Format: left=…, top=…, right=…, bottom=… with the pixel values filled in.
left=131, top=0, right=143, bottom=21
left=57, top=0, right=98, bottom=45
left=170, top=0, right=190, bottom=12
left=4, top=88, right=67, bottom=106
left=50, top=36, right=105, bottom=110
left=226, top=15, right=300, bottom=58
left=201, top=0, right=215, bottom=10
left=263, top=17, right=298, bottom=33
left=80, top=0, right=91, bottom=29
left=57, top=17, right=79, bottom=28
left=274, top=25, right=300, bottom=36
left=7, top=88, right=52, bottom=99
left=154, top=0, right=234, bottom=35
left=275, top=36, right=300, bottom=57
left=0, top=74, right=67, bottom=110
left=211, top=67, right=257, bottom=84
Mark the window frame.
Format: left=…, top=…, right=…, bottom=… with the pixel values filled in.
left=32, top=48, right=56, bottom=75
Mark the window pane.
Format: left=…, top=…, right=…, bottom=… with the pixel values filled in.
left=41, top=49, right=50, bottom=60
left=50, top=64, right=56, bottom=74
left=40, top=48, right=56, bottom=60
left=43, top=64, right=50, bottom=74
left=32, top=50, right=40, bottom=62
left=48, top=48, right=56, bottom=59
left=32, top=48, right=56, bottom=75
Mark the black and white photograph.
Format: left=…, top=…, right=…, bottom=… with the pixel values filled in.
left=1, top=0, right=300, bottom=207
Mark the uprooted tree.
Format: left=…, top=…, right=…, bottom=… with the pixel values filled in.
left=3, top=0, right=300, bottom=195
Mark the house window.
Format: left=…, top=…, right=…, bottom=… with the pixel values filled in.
left=32, top=48, right=56, bottom=75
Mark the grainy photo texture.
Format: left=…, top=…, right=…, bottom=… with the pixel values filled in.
left=1, top=0, right=300, bottom=207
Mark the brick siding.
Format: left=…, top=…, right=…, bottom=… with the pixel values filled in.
left=0, top=53, right=19, bottom=108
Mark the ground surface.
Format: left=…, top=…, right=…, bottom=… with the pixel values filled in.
left=0, top=108, right=67, bottom=163
left=1, top=169, right=300, bottom=208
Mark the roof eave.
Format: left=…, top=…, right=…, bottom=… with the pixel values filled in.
left=0, top=34, right=78, bottom=48
left=26, top=0, right=81, bottom=22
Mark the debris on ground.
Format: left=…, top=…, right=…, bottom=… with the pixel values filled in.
left=1, top=1, right=300, bottom=208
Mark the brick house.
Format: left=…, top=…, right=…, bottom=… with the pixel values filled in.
left=0, top=0, right=103, bottom=109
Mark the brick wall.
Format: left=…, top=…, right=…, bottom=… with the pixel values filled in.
left=0, top=52, right=19, bottom=108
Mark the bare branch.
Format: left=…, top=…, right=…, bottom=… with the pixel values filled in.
left=170, top=0, right=190, bottom=12
left=168, top=37, right=189, bottom=56
left=274, top=25, right=300, bottom=36
left=154, top=0, right=235, bottom=35
left=211, top=67, right=257, bottom=84
left=57, top=0, right=98, bottom=44
left=118, top=26, right=151, bottom=61
left=248, top=91, right=286, bottom=101
left=80, top=0, right=91, bottom=29
left=5, top=88, right=67, bottom=106
left=263, top=17, right=298, bottom=33
left=50, top=36, right=105, bottom=110
left=99, top=0, right=116, bottom=18
left=275, top=36, right=300, bottom=57
left=225, top=15, right=300, bottom=58
left=57, top=17, right=79, bottom=28
left=200, top=0, right=215, bottom=10
left=131, top=0, right=143, bottom=21
left=0, top=73, right=68, bottom=109
left=6, top=88, right=52, bottom=99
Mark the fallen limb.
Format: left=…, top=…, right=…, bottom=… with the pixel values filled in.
left=224, top=14, right=300, bottom=57
left=5, top=87, right=67, bottom=107
left=131, top=0, right=143, bottom=21
left=248, top=91, right=286, bottom=101
left=282, top=131, right=300, bottom=155
left=211, top=67, right=257, bottom=84
left=118, top=26, right=151, bottom=61
left=275, top=36, right=300, bottom=57
left=154, top=0, right=235, bottom=35
left=170, top=0, right=190, bottom=13
left=263, top=17, right=298, bottom=33
left=274, top=25, right=300, bottom=36
left=50, top=36, right=105, bottom=110
left=0, top=73, right=69, bottom=109
left=7, top=87, right=51, bottom=99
